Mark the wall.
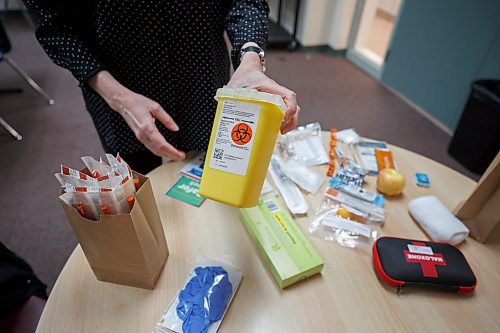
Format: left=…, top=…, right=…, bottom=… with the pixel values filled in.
left=381, top=0, right=500, bottom=132
left=268, top=0, right=356, bottom=49
left=476, top=30, right=500, bottom=79
left=328, top=0, right=357, bottom=49
left=378, top=0, right=401, bottom=16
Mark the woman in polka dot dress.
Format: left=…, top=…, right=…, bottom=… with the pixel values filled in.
left=23, top=0, right=299, bottom=173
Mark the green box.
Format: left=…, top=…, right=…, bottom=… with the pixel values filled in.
left=239, top=196, right=324, bottom=289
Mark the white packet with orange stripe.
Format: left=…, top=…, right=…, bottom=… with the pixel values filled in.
left=81, top=156, right=113, bottom=178
left=107, top=153, right=131, bottom=179
left=55, top=173, right=97, bottom=187
left=98, top=188, right=121, bottom=215
left=63, top=185, right=101, bottom=221
left=58, top=154, right=136, bottom=219
left=60, top=165, right=93, bottom=180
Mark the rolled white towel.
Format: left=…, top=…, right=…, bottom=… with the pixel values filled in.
left=408, top=196, right=469, bottom=245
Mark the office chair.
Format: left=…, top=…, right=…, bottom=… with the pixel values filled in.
left=0, top=18, right=54, bottom=140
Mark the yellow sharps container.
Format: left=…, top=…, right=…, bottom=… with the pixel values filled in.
left=199, top=87, right=286, bottom=207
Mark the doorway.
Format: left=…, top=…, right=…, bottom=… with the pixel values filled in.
left=347, top=0, right=403, bottom=79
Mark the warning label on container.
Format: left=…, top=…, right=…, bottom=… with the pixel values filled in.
left=209, top=99, right=261, bottom=176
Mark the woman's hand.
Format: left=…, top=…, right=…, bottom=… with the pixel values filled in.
left=110, top=92, right=186, bottom=160
left=227, top=43, right=300, bottom=134
left=88, top=71, right=185, bottom=160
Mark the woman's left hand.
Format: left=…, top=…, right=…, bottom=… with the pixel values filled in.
left=227, top=48, right=299, bottom=134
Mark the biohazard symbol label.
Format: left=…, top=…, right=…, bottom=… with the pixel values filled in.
left=231, top=123, right=253, bottom=145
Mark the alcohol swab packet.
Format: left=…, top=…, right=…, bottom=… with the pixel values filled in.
left=415, top=173, right=430, bottom=187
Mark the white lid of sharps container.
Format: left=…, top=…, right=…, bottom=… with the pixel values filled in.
left=215, top=86, right=286, bottom=115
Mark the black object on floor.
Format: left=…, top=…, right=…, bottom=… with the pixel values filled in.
left=448, top=80, right=500, bottom=174
left=0, top=242, right=47, bottom=316
left=267, top=0, right=301, bottom=51
left=0, top=242, right=48, bottom=332
left=0, top=295, right=47, bottom=333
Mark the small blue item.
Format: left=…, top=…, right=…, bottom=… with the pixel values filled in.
left=329, top=177, right=343, bottom=189
left=415, top=173, right=430, bottom=187
left=190, top=167, right=203, bottom=177
left=374, top=194, right=385, bottom=207
left=176, top=266, right=233, bottom=333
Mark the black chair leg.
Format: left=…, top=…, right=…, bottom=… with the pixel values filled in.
left=4, top=56, right=54, bottom=105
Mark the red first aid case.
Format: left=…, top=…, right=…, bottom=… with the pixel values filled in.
left=372, top=237, right=477, bottom=293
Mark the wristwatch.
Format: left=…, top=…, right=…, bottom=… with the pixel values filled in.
left=239, top=45, right=266, bottom=73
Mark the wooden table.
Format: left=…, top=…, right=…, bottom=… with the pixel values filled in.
left=36, top=136, right=500, bottom=333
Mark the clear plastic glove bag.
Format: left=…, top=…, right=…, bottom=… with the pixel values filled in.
left=279, top=122, right=329, bottom=166
left=153, top=257, right=242, bottom=333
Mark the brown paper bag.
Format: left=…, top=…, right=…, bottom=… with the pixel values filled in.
left=60, top=171, right=168, bottom=289
left=455, top=152, right=500, bottom=243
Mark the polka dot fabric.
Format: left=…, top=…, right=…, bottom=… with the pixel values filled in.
left=24, top=0, right=270, bottom=154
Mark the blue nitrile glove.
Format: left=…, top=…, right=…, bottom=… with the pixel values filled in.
left=177, top=266, right=233, bottom=333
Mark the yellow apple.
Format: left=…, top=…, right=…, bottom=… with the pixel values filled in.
left=377, top=168, right=405, bottom=196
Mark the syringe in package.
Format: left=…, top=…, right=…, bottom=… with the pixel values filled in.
left=324, top=187, right=385, bottom=223
left=56, top=154, right=138, bottom=221
left=329, top=177, right=384, bottom=207
left=268, top=154, right=309, bottom=215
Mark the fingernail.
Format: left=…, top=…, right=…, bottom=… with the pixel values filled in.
left=173, top=124, right=179, bottom=131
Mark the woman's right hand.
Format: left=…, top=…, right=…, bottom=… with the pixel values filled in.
left=88, top=71, right=185, bottom=160
left=110, top=92, right=185, bottom=160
